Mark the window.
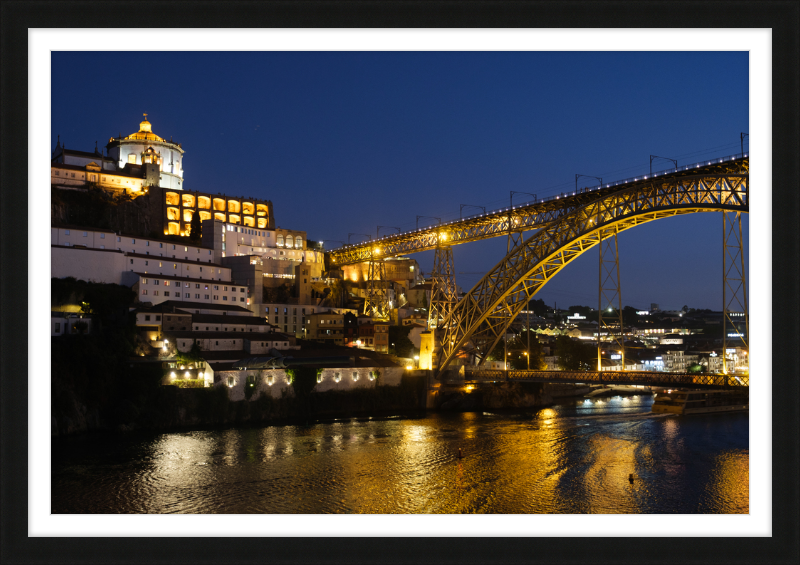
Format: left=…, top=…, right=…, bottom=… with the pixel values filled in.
left=159, top=262, right=162, bottom=267
left=54, top=323, right=61, bottom=333
left=159, top=243, right=163, bottom=248
left=64, top=230, right=70, bottom=235
left=213, top=295, right=218, bottom=300
left=223, top=296, right=228, bottom=301
left=154, top=280, right=160, bottom=285
left=185, top=293, right=190, bottom=298
left=82, top=231, right=88, bottom=237
left=142, top=278, right=148, bottom=284
left=132, top=239, right=135, bottom=244
left=153, top=290, right=159, bottom=296
left=142, top=289, right=147, bottom=295
left=117, top=237, right=121, bottom=242
left=145, top=261, right=148, bottom=266
left=128, top=154, right=136, bottom=164
left=184, top=283, right=190, bottom=288
left=204, top=285, right=208, bottom=290
left=205, top=295, right=209, bottom=299
left=195, top=284, right=200, bottom=288
left=100, top=245, right=105, bottom=249
left=214, top=285, right=219, bottom=290
left=240, top=298, right=245, bottom=302
left=172, top=245, right=176, bottom=250
left=224, top=286, right=228, bottom=291
left=240, top=288, right=245, bottom=292
left=195, top=294, right=200, bottom=299
left=164, top=291, right=170, bottom=297
left=164, top=281, right=170, bottom=286
left=146, top=241, right=150, bottom=246
left=174, top=264, right=177, bottom=269
left=155, top=315, right=161, bottom=321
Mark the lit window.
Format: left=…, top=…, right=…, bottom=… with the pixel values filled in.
left=64, top=230, right=70, bottom=235
left=82, top=231, right=87, bottom=237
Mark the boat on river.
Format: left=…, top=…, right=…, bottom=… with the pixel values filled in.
left=651, top=389, right=749, bottom=415
left=584, top=385, right=653, bottom=398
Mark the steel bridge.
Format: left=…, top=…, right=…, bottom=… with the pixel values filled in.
left=450, top=368, right=749, bottom=389
left=328, top=154, right=749, bottom=379
left=329, top=155, right=748, bottom=264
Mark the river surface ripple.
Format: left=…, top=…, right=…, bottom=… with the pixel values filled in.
left=51, top=396, right=749, bottom=514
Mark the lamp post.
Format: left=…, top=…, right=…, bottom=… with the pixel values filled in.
left=377, top=225, right=401, bottom=239
left=576, top=174, right=602, bottom=193
left=459, top=204, right=486, bottom=219
left=347, top=233, right=371, bottom=244
left=415, top=215, right=441, bottom=230
left=650, top=155, right=677, bottom=175
left=740, top=133, right=748, bottom=159
left=414, top=354, right=419, bottom=369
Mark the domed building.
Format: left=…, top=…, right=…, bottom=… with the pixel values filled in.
left=106, top=114, right=185, bottom=190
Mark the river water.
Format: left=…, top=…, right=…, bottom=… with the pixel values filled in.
left=51, top=395, right=749, bottom=514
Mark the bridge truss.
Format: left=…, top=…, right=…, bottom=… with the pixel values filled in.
left=434, top=173, right=749, bottom=377
left=329, top=157, right=748, bottom=266
left=454, top=368, right=749, bottom=389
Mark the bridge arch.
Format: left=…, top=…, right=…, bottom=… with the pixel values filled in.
left=436, top=174, right=748, bottom=375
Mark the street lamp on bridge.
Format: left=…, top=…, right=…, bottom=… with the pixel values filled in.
left=650, top=155, right=678, bottom=176
left=377, top=226, right=401, bottom=239
left=416, top=215, right=441, bottom=230
left=347, top=233, right=372, bottom=244
left=575, top=174, right=603, bottom=193
left=459, top=204, right=486, bottom=219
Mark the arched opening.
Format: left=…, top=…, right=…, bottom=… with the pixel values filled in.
left=197, top=196, right=211, bottom=209
left=294, top=237, right=303, bottom=249
left=286, top=235, right=294, bottom=248
left=228, top=200, right=241, bottom=213
left=243, top=216, right=255, bottom=227
left=165, top=192, right=180, bottom=206
left=214, top=212, right=226, bottom=222
left=242, top=202, right=254, bottom=215
left=276, top=234, right=284, bottom=247
left=257, top=218, right=268, bottom=229
left=213, top=198, right=225, bottom=211
left=167, top=207, right=180, bottom=221
left=256, top=204, right=268, bottom=216
left=182, top=194, right=195, bottom=208
left=228, top=214, right=241, bottom=224
left=183, top=209, right=194, bottom=223
left=168, top=222, right=180, bottom=235
left=199, top=211, right=211, bottom=222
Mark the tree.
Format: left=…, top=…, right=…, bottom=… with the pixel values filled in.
left=263, top=283, right=293, bottom=304
left=188, top=212, right=202, bottom=243
left=388, top=325, right=416, bottom=358
left=554, top=335, right=595, bottom=370
left=622, top=306, right=640, bottom=327
left=527, top=298, right=548, bottom=316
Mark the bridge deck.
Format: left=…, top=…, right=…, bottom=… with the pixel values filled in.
left=329, top=155, right=748, bottom=265
left=446, top=369, right=749, bottom=389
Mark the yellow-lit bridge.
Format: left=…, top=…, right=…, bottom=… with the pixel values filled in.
left=328, top=154, right=749, bottom=378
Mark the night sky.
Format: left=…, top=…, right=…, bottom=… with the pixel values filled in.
left=51, top=51, right=749, bottom=311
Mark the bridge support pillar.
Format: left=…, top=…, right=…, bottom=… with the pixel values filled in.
left=428, top=244, right=457, bottom=330
left=722, top=211, right=749, bottom=374
left=364, top=256, right=390, bottom=319
left=598, top=229, right=625, bottom=371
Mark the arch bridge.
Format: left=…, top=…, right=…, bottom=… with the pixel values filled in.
left=328, top=156, right=749, bottom=379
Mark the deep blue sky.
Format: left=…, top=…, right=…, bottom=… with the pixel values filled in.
left=52, top=51, right=749, bottom=311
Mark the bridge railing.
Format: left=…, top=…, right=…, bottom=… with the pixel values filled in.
left=450, top=368, right=749, bottom=389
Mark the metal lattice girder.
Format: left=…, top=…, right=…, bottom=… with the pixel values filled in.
left=428, top=245, right=458, bottom=330
left=455, top=368, right=749, bottom=389
left=598, top=231, right=625, bottom=370
left=329, top=158, right=749, bottom=266
left=722, top=211, right=749, bottom=374
left=364, top=255, right=390, bottom=319
left=435, top=174, right=748, bottom=377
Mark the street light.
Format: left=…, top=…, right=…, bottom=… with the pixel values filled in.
left=576, top=174, right=602, bottom=193
left=650, top=155, right=677, bottom=175
left=460, top=204, right=486, bottom=219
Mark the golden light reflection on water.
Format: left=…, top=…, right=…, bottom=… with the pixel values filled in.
left=704, top=451, right=749, bottom=513
left=51, top=405, right=749, bottom=514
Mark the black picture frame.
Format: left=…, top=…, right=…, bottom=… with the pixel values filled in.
left=2, top=2, right=798, bottom=564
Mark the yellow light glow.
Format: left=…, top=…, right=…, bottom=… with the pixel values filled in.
left=406, top=365, right=413, bottom=370
left=439, top=232, right=448, bottom=241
